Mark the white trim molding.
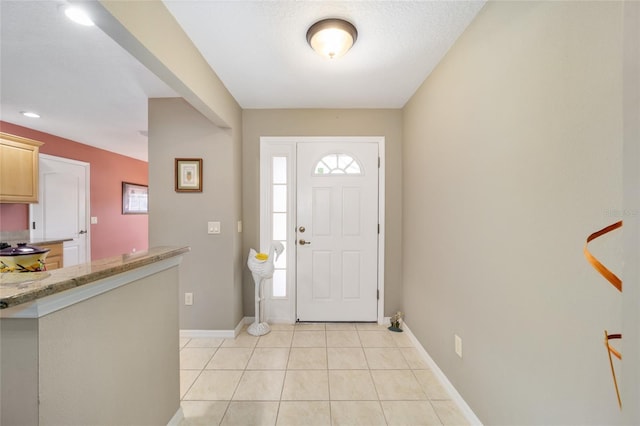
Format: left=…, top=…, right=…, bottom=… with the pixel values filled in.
left=180, top=317, right=248, bottom=339
left=259, top=136, right=386, bottom=324
left=166, top=407, right=184, bottom=426
left=403, top=322, right=483, bottom=425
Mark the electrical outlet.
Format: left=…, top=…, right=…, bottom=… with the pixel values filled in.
left=185, top=293, right=193, bottom=306
left=454, top=334, right=463, bottom=358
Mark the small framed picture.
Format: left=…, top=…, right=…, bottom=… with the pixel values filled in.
left=122, top=182, right=148, bottom=214
left=175, top=158, right=203, bottom=192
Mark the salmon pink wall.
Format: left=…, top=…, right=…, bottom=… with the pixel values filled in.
left=0, top=121, right=148, bottom=260
left=0, top=203, right=29, bottom=231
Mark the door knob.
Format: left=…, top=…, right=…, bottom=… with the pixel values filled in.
left=298, top=239, right=311, bottom=245
left=79, top=230, right=87, bottom=235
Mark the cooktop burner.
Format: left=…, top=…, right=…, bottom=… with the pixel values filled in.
left=0, top=242, right=11, bottom=250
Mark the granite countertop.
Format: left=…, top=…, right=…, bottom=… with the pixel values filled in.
left=25, top=238, right=74, bottom=245
left=0, top=246, right=190, bottom=309
left=3, top=237, right=73, bottom=247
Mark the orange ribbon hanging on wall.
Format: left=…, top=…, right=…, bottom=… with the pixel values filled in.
left=604, top=330, right=622, bottom=409
left=584, top=221, right=623, bottom=292
left=584, top=220, right=623, bottom=409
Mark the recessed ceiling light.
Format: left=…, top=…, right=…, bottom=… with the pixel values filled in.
left=20, top=111, right=40, bottom=118
left=64, top=6, right=95, bottom=26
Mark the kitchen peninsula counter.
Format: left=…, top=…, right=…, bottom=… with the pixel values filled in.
left=4, top=237, right=73, bottom=246
left=0, top=230, right=74, bottom=247
left=0, top=245, right=189, bottom=426
left=0, top=245, right=189, bottom=311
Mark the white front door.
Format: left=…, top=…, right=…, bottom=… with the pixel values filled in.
left=30, top=154, right=90, bottom=266
left=296, top=142, right=379, bottom=322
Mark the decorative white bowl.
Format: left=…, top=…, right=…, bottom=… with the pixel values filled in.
left=0, top=243, right=50, bottom=272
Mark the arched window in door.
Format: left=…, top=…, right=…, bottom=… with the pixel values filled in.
left=313, top=153, right=362, bottom=175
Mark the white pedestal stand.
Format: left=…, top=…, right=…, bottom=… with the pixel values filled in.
left=247, top=277, right=271, bottom=336
left=246, top=242, right=283, bottom=337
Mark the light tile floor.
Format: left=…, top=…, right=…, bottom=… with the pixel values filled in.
left=179, top=323, right=469, bottom=426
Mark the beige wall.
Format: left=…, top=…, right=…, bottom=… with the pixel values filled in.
left=150, top=98, right=243, bottom=330
left=622, top=1, right=640, bottom=424
left=403, top=1, right=626, bottom=424
left=95, top=0, right=245, bottom=332
left=242, top=109, right=403, bottom=317
left=0, top=266, right=181, bottom=425
left=39, top=267, right=180, bottom=425
left=1, top=318, right=38, bottom=426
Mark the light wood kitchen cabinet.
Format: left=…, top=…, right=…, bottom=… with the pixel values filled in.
left=0, top=132, right=44, bottom=203
left=39, top=242, right=63, bottom=270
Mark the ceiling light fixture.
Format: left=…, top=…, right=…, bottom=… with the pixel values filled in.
left=306, top=18, right=358, bottom=60
left=20, top=111, right=40, bottom=119
left=64, top=6, right=95, bottom=26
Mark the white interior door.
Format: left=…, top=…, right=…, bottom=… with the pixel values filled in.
left=296, top=142, right=379, bottom=322
left=30, top=154, right=90, bottom=266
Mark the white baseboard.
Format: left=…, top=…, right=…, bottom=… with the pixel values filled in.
left=403, top=322, right=483, bottom=426
left=237, top=317, right=251, bottom=334
left=166, top=406, right=183, bottom=426
left=180, top=329, right=236, bottom=338
left=180, top=317, right=248, bottom=339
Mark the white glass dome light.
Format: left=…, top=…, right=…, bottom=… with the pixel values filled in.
left=306, top=18, right=358, bottom=60
left=20, top=111, right=40, bottom=118
left=64, top=6, right=95, bottom=26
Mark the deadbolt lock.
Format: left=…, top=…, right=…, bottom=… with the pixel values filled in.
left=299, top=226, right=306, bottom=233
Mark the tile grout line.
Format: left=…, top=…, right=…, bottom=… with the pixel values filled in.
left=179, top=339, right=219, bottom=401
left=325, top=327, right=333, bottom=425
left=180, top=325, right=462, bottom=425
left=273, top=340, right=293, bottom=425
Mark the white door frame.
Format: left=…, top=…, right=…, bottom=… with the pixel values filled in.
left=29, top=153, right=91, bottom=264
left=259, top=136, right=385, bottom=324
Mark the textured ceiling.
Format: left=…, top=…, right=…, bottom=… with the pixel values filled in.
left=164, top=0, right=486, bottom=109
left=0, top=1, right=176, bottom=161
left=0, top=1, right=485, bottom=161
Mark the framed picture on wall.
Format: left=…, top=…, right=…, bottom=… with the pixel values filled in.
left=122, top=182, right=148, bottom=214
left=175, top=158, right=203, bottom=192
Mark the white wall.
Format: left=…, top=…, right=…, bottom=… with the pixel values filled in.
left=402, top=2, right=626, bottom=424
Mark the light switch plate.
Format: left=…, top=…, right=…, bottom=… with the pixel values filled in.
left=208, top=221, right=221, bottom=234
left=454, top=334, right=463, bottom=358
left=90, top=216, right=98, bottom=224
